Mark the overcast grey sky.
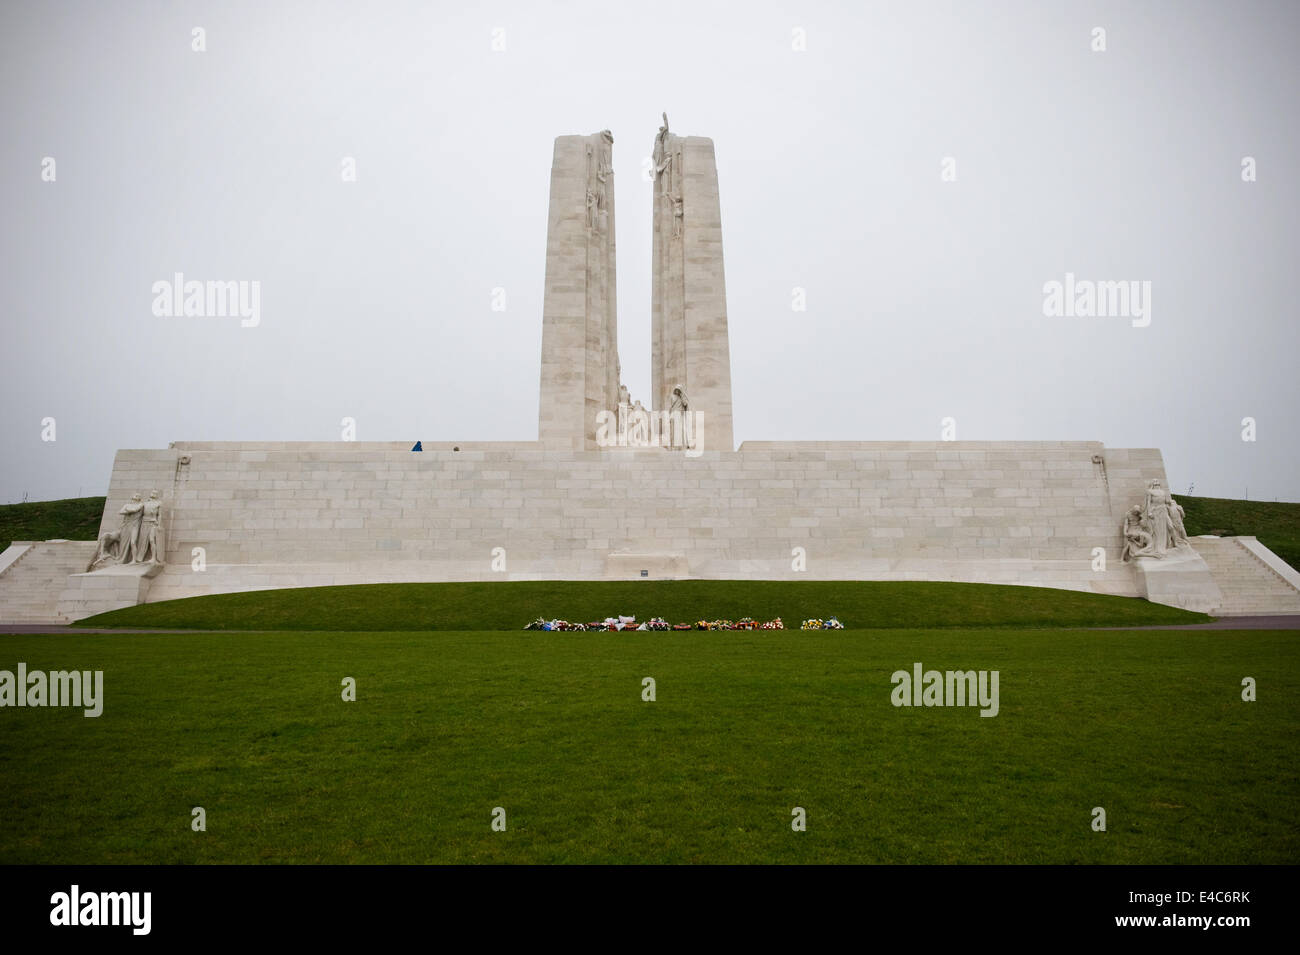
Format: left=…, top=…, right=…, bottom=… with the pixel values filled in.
left=2, top=0, right=1297, bottom=504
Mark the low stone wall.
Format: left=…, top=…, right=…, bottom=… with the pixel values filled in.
left=93, top=440, right=1168, bottom=604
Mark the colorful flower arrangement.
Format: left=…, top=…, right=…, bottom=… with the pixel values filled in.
left=524, top=614, right=835, bottom=631
left=524, top=618, right=589, bottom=631
left=800, top=617, right=844, bottom=630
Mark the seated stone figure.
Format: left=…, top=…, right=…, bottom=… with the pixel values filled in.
left=1120, top=505, right=1155, bottom=562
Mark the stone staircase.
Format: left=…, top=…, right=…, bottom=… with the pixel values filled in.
left=1192, top=537, right=1300, bottom=615
left=0, top=541, right=98, bottom=623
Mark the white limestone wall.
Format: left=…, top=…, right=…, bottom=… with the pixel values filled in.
left=651, top=134, right=734, bottom=450
left=537, top=134, right=618, bottom=451
left=97, top=440, right=1165, bottom=604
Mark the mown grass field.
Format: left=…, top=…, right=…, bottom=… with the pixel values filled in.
left=78, top=579, right=1210, bottom=631
left=3, top=494, right=1296, bottom=864
left=0, top=628, right=1294, bottom=864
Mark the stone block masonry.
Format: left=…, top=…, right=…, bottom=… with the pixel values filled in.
left=96, top=440, right=1164, bottom=606
left=538, top=133, right=619, bottom=451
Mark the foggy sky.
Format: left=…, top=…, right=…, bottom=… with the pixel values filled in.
left=2, top=0, right=1297, bottom=504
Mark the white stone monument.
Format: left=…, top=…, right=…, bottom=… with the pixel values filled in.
left=3, top=118, right=1296, bottom=622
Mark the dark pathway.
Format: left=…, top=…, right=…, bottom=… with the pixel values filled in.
left=1092, top=615, right=1300, bottom=631
left=0, top=624, right=199, bottom=634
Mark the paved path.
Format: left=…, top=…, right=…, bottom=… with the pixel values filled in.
left=1092, top=615, right=1300, bottom=631
left=0, top=624, right=199, bottom=634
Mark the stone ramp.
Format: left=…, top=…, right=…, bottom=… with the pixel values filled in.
left=1192, top=537, right=1300, bottom=615
left=0, top=541, right=98, bottom=623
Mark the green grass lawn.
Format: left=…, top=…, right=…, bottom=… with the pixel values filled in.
left=1181, top=495, right=1300, bottom=572
left=0, top=628, right=1293, bottom=864
left=77, top=579, right=1211, bottom=631
left=0, top=496, right=104, bottom=553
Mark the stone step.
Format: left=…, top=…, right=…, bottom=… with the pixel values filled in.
left=1191, top=537, right=1300, bottom=615
left=0, top=541, right=98, bottom=623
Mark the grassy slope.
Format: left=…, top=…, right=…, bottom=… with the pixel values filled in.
left=78, top=579, right=1210, bottom=631
left=1181, top=495, right=1300, bottom=571
left=0, top=497, right=104, bottom=553
left=0, top=628, right=1293, bottom=864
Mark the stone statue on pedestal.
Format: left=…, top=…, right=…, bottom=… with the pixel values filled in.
left=1122, top=480, right=1190, bottom=562
left=90, top=492, right=141, bottom=567
left=1144, top=479, right=1174, bottom=555
left=89, top=490, right=166, bottom=570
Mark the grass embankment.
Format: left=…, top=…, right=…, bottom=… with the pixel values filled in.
left=1181, top=495, right=1300, bottom=572
left=0, top=496, right=104, bottom=553
left=0, top=628, right=1293, bottom=864
left=77, top=579, right=1210, bottom=631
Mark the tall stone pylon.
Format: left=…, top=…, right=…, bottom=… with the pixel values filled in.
left=537, top=131, right=620, bottom=450
left=650, top=115, right=735, bottom=452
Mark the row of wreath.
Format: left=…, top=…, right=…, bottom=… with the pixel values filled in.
left=523, top=616, right=845, bottom=631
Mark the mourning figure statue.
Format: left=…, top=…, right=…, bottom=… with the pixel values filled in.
left=1144, top=479, right=1175, bottom=555
left=1121, top=480, right=1191, bottom=563
left=1120, top=505, right=1154, bottom=562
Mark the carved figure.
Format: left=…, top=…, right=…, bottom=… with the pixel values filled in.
left=1144, top=479, right=1173, bottom=555
left=1120, top=505, right=1154, bottom=562
left=90, top=493, right=141, bottom=568
left=138, top=490, right=165, bottom=564
left=1168, top=496, right=1190, bottom=546
left=116, top=493, right=145, bottom=564
left=653, top=112, right=672, bottom=193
